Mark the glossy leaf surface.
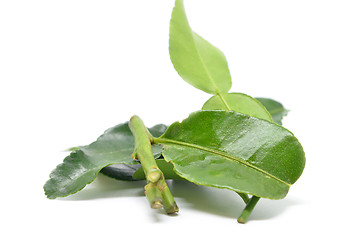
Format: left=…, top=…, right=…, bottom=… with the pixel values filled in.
left=202, top=92, right=273, bottom=121
left=44, top=123, right=167, bottom=199
left=169, top=0, right=231, bottom=94
left=155, top=111, right=305, bottom=199
left=256, top=98, right=289, bottom=125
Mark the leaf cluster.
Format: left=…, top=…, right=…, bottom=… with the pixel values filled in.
left=44, top=0, right=305, bottom=223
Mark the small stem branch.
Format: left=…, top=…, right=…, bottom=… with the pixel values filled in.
left=236, top=192, right=250, bottom=204
left=237, top=195, right=260, bottom=224
left=129, top=115, right=178, bottom=214
left=217, top=93, right=232, bottom=111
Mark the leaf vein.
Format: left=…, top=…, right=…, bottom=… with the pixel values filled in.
left=155, top=138, right=290, bottom=186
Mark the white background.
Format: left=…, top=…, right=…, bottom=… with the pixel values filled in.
left=1, top=0, right=361, bottom=239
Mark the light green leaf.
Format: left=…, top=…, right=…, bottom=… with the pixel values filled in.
left=154, top=110, right=305, bottom=199
left=202, top=92, right=273, bottom=121
left=169, top=0, right=232, bottom=94
left=44, top=123, right=167, bottom=199
left=256, top=98, right=289, bottom=125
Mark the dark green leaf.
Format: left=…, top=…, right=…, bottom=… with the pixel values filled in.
left=202, top=92, right=273, bottom=121
left=44, top=123, right=167, bottom=199
left=147, top=124, right=168, bottom=138
left=100, top=164, right=142, bottom=181
left=154, top=110, right=305, bottom=199
left=256, top=98, right=288, bottom=125
left=169, top=0, right=232, bottom=94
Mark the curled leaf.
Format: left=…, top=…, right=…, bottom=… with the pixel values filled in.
left=100, top=164, right=142, bottom=181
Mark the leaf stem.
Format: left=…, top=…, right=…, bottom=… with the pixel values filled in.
left=144, top=182, right=163, bottom=209
left=129, top=115, right=178, bottom=214
left=217, top=93, right=231, bottom=111
left=237, top=195, right=260, bottom=224
left=236, top=192, right=250, bottom=204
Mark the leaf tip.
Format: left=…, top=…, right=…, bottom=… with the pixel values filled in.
left=43, top=182, right=56, bottom=200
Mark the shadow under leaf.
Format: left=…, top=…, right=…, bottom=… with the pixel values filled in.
left=61, top=175, right=302, bottom=222
left=168, top=180, right=302, bottom=221
left=61, top=174, right=146, bottom=201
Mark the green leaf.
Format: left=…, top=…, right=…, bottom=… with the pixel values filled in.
left=169, top=0, right=232, bottom=94
left=147, top=124, right=169, bottom=138
left=256, top=98, right=289, bottom=125
left=202, top=92, right=273, bottom=122
left=154, top=110, right=305, bottom=199
left=44, top=123, right=167, bottom=199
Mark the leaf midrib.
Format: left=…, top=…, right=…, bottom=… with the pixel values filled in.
left=191, top=34, right=231, bottom=110
left=154, top=138, right=291, bottom=186
left=216, top=93, right=232, bottom=111
left=191, top=32, right=219, bottom=93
